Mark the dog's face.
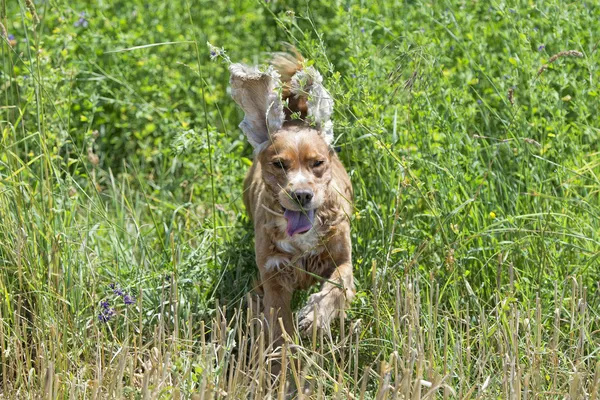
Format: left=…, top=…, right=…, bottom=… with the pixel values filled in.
left=229, top=63, right=336, bottom=236
left=258, top=126, right=333, bottom=236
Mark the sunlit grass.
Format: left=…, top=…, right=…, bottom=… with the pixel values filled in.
left=1, top=0, right=599, bottom=397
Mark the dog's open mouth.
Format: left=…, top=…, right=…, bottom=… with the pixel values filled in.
left=283, top=208, right=316, bottom=236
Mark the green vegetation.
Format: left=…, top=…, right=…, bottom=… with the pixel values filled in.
left=1, top=0, right=599, bottom=397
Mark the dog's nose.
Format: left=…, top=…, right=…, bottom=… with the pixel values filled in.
left=292, top=190, right=313, bottom=206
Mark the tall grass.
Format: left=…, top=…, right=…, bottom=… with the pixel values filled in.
left=1, top=0, right=599, bottom=398
left=1, top=275, right=598, bottom=397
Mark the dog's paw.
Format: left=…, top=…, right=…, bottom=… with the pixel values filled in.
left=297, top=292, right=339, bottom=335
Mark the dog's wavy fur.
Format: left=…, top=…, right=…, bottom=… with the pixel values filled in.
left=231, top=51, right=355, bottom=359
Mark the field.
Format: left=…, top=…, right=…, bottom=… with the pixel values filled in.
left=1, top=0, right=599, bottom=398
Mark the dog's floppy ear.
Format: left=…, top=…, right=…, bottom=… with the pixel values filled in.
left=229, top=64, right=285, bottom=148
left=290, top=67, right=334, bottom=145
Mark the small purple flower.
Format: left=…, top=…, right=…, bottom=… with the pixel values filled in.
left=538, top=44, right=545, bottom=51
left=123, top=294, right=135, bottom=305
left=110, top=283, right=124, bottom=296
left=477, top=99, right=483, bottom=105
left=360, top=27, right=365, bottom=33
left=8, top=34, right=15, bottom=41
left=98, top=306, right=115, bottom=323
left=509, top=8, right=516, bottom=13
left=74, top=11, right=89, bottom=28
left=533, top=27, right=538, bottom=32
left=207, top=43, right=226, bottom=61
left=100, top=300, right=110, bottom=309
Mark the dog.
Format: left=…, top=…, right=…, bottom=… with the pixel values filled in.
left=229, top=51, right=355, bottom=350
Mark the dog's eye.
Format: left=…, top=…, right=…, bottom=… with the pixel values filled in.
left=313, top=160, right=325, bottom=168
left=272, top=160, right=288, bottom=171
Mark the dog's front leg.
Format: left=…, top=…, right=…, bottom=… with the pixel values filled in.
left=261, top=276, right=293, bottom=345
left=297, top=231, right=355, bottom=333
left=258, top=269, right=293, bottom=377
left=254, top=231, right=294, bottom=343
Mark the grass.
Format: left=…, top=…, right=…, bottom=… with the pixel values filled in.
left=1, top=0, right=599, bottom=398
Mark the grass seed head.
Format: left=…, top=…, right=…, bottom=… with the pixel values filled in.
left=25, top=0, right=41, bottom=26
left=537, top=50, right=584, bottom=75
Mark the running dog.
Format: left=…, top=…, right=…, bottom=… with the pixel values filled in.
left=230, top=51, right=355, bottom=349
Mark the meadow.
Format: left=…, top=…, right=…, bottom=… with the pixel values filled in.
left=1, top=0, right=599, bottom=398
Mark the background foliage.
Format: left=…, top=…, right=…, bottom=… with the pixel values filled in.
left=0, top=0, right=599, bottom=397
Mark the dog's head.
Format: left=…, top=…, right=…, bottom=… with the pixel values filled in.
left=230, top=59, right=335, bottom=236
left=258, top=124, right=333, bottom=236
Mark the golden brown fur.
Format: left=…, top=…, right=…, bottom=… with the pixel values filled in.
left=271, top=50, right=309, bottom=118
left=244, top=124, right=354, bottom=344
left=232, top=51, right=355, bottom=358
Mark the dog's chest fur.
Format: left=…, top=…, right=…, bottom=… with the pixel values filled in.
left=266, top=224, right=334, bottom=291
left=266, top=212, right=330, bottom=267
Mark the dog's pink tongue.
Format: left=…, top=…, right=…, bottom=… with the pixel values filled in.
left=283, top=209, right=315, bottom=236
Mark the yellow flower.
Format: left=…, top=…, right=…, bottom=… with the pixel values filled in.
left=489, top=211, right=496, bottom=219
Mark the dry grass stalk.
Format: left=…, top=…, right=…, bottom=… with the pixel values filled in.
left=537, top=50, right=584, bottom=75
left=25, top=0, right=41, bottom=26
left=2, top=275, right=599, bottom=398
